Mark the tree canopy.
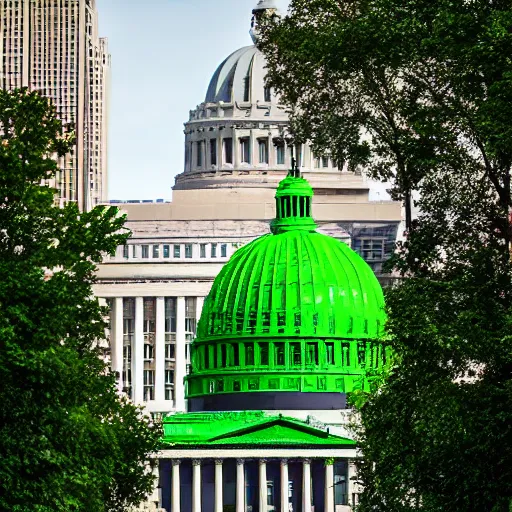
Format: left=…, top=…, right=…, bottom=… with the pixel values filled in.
left=0, top=88, right=161, bottom=512
left=259, top=1, right=512, bottom=510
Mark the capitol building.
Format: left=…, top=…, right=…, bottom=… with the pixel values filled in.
left=94, top=3, right=400, bottom=509
left=94, top=0, right=401, bottom=419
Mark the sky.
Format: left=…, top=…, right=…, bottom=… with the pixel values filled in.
left=96, top=0, right=291, bottom=201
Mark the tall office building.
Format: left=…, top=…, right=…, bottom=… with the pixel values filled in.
left=0, top=0, right=110, bottom=210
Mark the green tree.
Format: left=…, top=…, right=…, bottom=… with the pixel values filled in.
left=259, top=1, right=512, bottom=510
left=0, top=88, right=162, bottom=512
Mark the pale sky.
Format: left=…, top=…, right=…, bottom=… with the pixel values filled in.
left=96, top=0, right=291, bottom=201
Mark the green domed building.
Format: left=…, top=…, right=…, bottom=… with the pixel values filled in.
left=158, top=170, right=387, bottom=512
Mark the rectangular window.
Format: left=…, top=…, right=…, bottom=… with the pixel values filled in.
left=295, top=144, right=303, bottom=167
left=165, top=342, right=175, bottom=360
left=258, top=139, right=269, bottom=164
left=306, top=343, right=318, bottom=365
left=314, top=156, right=320, bottom=168
left=173, top=244, right=181, bottom=258
left=211, top=243, right=217, bottom=258
left=334, top=461, right=349, bottom=506
left=165, top=369, right=175, bottom=385
left=245, top=343, right=255, bottom=365
left=223, top=138, right=233, bottom=164
left=326, top=342, right=335, bottom=365
left=264, top=86, right=272, bottom=102
left=200, top=243, right=207, bottom=258
left=185, top=244, right=193, bottom=258
left=123, top=245, right=129, bottom=259
left=275, top=342, right=285, bottom=366
left=221, top=243, right=227, bottom=258
left=185, top=298, right=197, bottom=342
left=290, top=343, right=301, bottom=366
left=276, top=143, right=285, bottom=165
left=165, top=387, right=174, bottom=401
left=132, top=245, right=137, bottom=259
left=259, top=343, right=269, bottom=366
left=240, top=137, right=250, bottom=163
left=196, top=141, right=203, bottom=167
left=163, top=244, right=170, bottom=258
left=322, top=156, right=329, bottom=168
left=210, top=139, right=217, bottom=166
left=141, top=245, right=149, bottom=259
left=152, top=245, right=159, bottom=258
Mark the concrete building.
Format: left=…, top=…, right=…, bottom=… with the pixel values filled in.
left=94, top=0, right=401, bottom=418
left=153, top=172, right=384, bottom=512
left=0, top=0, right=110, bottom=210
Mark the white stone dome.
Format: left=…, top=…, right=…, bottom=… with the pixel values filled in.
left=205, top=45, right=272, bottom=105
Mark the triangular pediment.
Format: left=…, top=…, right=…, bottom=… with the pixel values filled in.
left=210, top=418, right=354, bottom=446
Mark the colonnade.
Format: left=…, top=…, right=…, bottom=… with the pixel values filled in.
left=169, top=458, right=350, bottom=512
left=109, top=295, right=204, bottom=412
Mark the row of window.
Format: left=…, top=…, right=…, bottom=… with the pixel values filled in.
left=119, top=242, right=231, bottom=261
left=187, top=138, right=336, bottom=169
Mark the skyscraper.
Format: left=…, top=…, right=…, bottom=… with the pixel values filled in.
left=0, top=0, right=110, bottom=210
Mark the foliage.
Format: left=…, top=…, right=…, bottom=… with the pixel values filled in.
left=0, top=89, right=162, bottom=512
left=259, top=1, right=512, bottom=510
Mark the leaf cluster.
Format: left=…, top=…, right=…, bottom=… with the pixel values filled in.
left=0, top=89, right=162, bottom=512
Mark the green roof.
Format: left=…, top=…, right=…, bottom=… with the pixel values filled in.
left=186, top=174, right=387, bottom=400
left=161, top=411, right=355, bottom=448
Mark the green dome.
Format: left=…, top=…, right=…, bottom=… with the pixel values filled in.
left=186, top=173, right=387, bottom=406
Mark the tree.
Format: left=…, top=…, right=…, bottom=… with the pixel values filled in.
left=258, top=0, right=512, bottom=236
left=0, top=88, right=162, bottom=512
left=259, top=1, right=512, bottom=510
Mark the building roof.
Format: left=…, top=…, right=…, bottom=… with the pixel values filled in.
left=161, top=411, right=355, bottom=448
left=185, top=174, right=387, bottom=403
left=205, top=45, right=271, bottom=105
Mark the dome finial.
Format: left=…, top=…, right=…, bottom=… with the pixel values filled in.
left=250, top=0, right=279, bottom=44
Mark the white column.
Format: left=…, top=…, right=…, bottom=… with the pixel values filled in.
left=215, top=459, right=223, bottom=512
left=302, top=459, right=312, bottom=512
left=192, top=459, right=202, bottom=512
left=133, top=296, right=144, bottom=404
left=325, top=461, right=334, bottom=512
left=175, top=296, right=186, bottom=411
left=236, top=459, right=245, bottom=512
left=280, top=459, right=289, bottom=512
left=196, top=296, right=205, bottom=325
left=110, top=297, right=123, bottom=391
left=259, top=459, right=267, bottom=512
left=172, top=460, right=181, bottom=512
left=155, top=297, right=165, bottom=403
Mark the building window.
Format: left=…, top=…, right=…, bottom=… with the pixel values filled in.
left=221, top=244, right=227, bottom=258
left=132, top=245, right=137, bottom=259
left=200, top=243, right=207, bottom=258
left=240, top=137, right=250, bottom=164
left=306, top=342, right=318, bottom=365
left=322, top=156, right=329, bottom=168
left=122, top=298, right=135, bottom=399
left=274, top=342, right=285, bottom=366
left=185, top=298, right=197, bottom=343
left=290, top=342, right=301, bottom=366
left=276, top=142, right=285, bottom=165
left=223, top=138, right=233, bottom=164
left=211, top=243, right=217, bottom=258
left=165, top=342, right=175, bottom=360
left=163, top=244, right=170, bottom=258
left=122, top=245, right=129, bottom=259
left=141, top=245, right=149, bottom=259
left=295, top=144, right=303, bottom=167
left=185, top=244, right=193, bottom=258
left=264, top=86, right=271, bottom=102
left=334, top=461, right=348, bottom=505
left=196, top=141, right=203, bottom=167
left=165, top=298, right=177, bottom=401
left=210, top=139, right=217, bottom=166
left=152, top=245, right=159, bottom=258
left=165, top=369, right=174, bottom=385
left=259, top=343, right=269, bottom=366
left=245, top=343, right=255, bottom=365
left=258, top=139, right=269, bottom=164
left=314, top=156, right=320, bottom=168
left=326, top=342, right=335, bottom=365
left=173, top=244, right=181, bottom=258
left=143, top=370, right=155, bottom=401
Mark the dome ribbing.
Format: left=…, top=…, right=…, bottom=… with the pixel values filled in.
left=186, top=173, right=387, bottom=409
